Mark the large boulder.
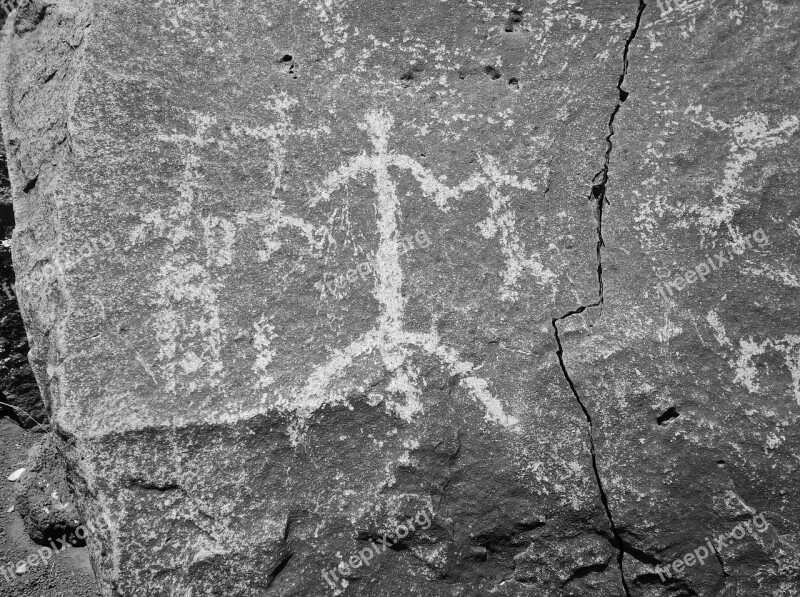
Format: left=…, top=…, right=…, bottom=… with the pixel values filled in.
left=1, top=0, right=798, bottom=595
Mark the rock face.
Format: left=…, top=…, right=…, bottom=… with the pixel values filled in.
left=1, top=0, right=798, bottom=595
left=558, top=3, right=800, bottom=595
left=14, top=434, right=81, bottom=546
left=0, top=68, right=46, bottom=429
left=0, top=199, right=46, bottom=430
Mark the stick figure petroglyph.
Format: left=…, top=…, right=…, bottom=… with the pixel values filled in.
left=130, top=98, right=327, bottom=397
left=133, top=105, right=540, bottom=434
left=279, top=110, right=523, bottom=439
left=475, top=155, right=556, bottom=301
left=129, top=112, right=229, bottom=396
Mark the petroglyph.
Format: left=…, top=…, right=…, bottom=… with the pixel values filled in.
left=129, top=112, right=228, bottom=395
left=475, top=155, right=556, bottom=301
left=129, top=98, right=327, bottom=397
left=687, top=109, right=799, bottom=240
left=279, top=110, right=523, bottom=440
left=129, top=107, right=548, bottom=435
left=707, top=310, right=800, bottom=405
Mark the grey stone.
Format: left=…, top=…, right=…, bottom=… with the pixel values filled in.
left=14, top=433, right=81, bottom=546
left=1, top=0, right=798, bottom=595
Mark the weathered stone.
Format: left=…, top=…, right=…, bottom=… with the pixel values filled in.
left=0, top=208, right=46, bottom=430
left=1, top=0, right=798, bottom=596
left=558, top=1, right=800, bottom=596
left=0, top=104, right=46, bottom=429
left=14, top=433, right=81, bottom=545
left=0, top=418, right=99, bottom=597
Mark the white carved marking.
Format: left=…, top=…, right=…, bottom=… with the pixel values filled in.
left=253, top=315, right=277, bottom=390
left=142, top=113, right=227, bottom=394
left=689, top=110, right=798, bottom=239
left=707, top=310, right=800, bottom=405
left=131, top=97, right=326, bottom=397
left=475, top=155, right=556, bottom=301
left=130, top=105, right=538, bottom=433
left=286, top=110, right=522, bottom=441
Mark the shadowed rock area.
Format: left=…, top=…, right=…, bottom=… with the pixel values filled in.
left=0, top=0, right=798, bottom=595
left=0, top=77, right=46, bottom=430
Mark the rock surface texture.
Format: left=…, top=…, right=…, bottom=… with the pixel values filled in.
left=0, top=50, right=46, bottom=430
left=1, top=0, right=798, bottom=595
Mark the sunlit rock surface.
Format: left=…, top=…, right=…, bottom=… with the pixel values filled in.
left=2, top=0, right=798, bottom=595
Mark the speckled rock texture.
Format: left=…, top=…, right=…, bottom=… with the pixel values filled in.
left=0, top=88, right=45, bottom=429
left=1, top=0, right=798, bottom=595
left=14, top=434, right=81, bottom=546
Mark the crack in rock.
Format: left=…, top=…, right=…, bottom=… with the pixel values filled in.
left=552, top=314, right=632, bottom=597
left=590, top=0, right=647, bottom=309
left=552, top=2, right=647, bottom=595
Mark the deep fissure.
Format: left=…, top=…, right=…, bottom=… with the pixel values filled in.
left=552, top=317, right=631, bottom=596
left=551, top=1, right=647, bottom=594
left=590, top=0, right=647, bottom=306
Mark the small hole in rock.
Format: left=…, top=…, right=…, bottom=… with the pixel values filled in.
left=508, top=77, right=519, bottom=90
left=483, top=65, right=502, bottom=80
left=504, top=6, right=523, bottom=32
left=280, top=54, right=293, bottom=62
left=657, top=407, right=680, bottom=426
left=400, top=63, right=426, bottom=83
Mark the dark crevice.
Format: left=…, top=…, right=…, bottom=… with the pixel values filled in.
left=400, top=63, right=426, bottom=85
left=549, top=6, right=647, bottom=595
left=713, top=548, right=729, bottom=577
left=553, top=0, right=647, bottom=597
left=0, top=132, right=48, bottom=429
left=635, top=572, right=664, bottom=585
left=565, top=562, right=609, bottom=583
left=125, top=478, right=182, bottom=492
left=265, top=551, right=293, bottom=589
left=623, top=542, right=661, bottom=566
left=42, top=70, right=58, bottom=85
left=656, top=406, right=680, bottom=425
left=552, top=316, right=631, bottom=597
left=483, top=65, right=502, bottom=80
left=23, top=176, right=37, bottom=193
left=504, top=6, right=523, bottom=32
left=589, top=0, right=647, bottom=311
left=0, top=204, right=13, bottom=229
left=281, top=514, right=292, bottom=542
